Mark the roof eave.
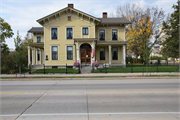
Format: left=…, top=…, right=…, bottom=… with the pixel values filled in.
left=36, top=7, right=101, bottom=26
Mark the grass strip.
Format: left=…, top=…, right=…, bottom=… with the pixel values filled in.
left=1, top=75, right=179, bottom=79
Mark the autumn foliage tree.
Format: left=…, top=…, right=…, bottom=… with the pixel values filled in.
left=116, top=3, right=167, bottom=63
left=126, top=16, right=152, bottom=63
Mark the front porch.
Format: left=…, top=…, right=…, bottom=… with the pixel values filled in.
left=26, top=42, right=45, bottom=69
left=74, top=39, right=127, bottom=67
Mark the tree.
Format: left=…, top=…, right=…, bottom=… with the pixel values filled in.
left=126, top=16, right=152, bottom=63
left=13, top=31, right=27, bottom=74
left=22, top=33, right=33, bottom=64
left=0, top=17, right=14, bottom=44
left=116, top=3, right=168, bottom=63
left=161, top=1, right=179, bottom=59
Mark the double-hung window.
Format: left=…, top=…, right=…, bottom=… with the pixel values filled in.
left=51, top=46, right=58, bottom=60
left=112, top=47, right=118, bottom=60
left=112, top=29, right=118, bottom=40
left=99, top=29, right=105, bottom=41
left=99, top=47, right=105, bottom=60
left=51, top=28, right=58, bottom=40
left=37, top=50, right=40, bottom=61
left=37, top=36, right=41, bottom=43
left=66, top=27, right=73, bottom=39
left=82, top=27, right=88, bottom=35
left=67, top=46, right=73, bottom=60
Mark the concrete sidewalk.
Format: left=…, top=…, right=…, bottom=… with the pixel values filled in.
left=1, top=72, right=179, bottom=77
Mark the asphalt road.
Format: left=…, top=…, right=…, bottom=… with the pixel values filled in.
left=0, top=79, right=179, bottom=120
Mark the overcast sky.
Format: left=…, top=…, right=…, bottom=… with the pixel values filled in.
left=0, top=0, right=178, bottom=49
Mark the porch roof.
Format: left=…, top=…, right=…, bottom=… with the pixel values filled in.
left=25, top=42, right=44, bottom=49
left=97, top=41, right=127, bottom=45
left=74, top=38, right=97, bottom=42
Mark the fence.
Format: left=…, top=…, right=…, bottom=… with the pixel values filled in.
left=29, top=64, right=81, bottom=74
left=1, top=64, right=29, bottom=77
left=91, top=60, right=179, bottom=74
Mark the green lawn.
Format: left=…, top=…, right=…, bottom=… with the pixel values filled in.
left=33, top=68, right=79, bottom=74
left=94, top=65, right=179, bottom=73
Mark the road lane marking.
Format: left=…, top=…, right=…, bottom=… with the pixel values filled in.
left=0, top=90, right=179, bottom=94
left=1, top=112, right=180, bottom=117
left=87, top=90, right=180, bottom=94
left=0, top=92, right=28, bottom=94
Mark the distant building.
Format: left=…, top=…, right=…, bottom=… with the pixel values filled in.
left=9, top=49, right=16, bottom=55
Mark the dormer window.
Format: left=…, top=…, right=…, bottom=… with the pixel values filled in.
left=37, top=36, right=41, bottom=43
left=51, top=27, right=58, bottom=40
left=112, top=29, right=118, bottom=40
left=99, top=29, right=105, bottom=41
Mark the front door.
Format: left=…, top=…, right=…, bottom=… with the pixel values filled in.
left=81, top=47, right=91, bottom=64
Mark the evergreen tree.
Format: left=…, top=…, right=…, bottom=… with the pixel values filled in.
left=161, top=1, right=179, bottom=59
left=13, top=31, right=26, bottom=74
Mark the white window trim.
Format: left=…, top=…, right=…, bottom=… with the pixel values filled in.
left=36, top=36, right=41, bottom=43
left=99, top=47, right=106, bottom=61
left=65, top=45, right=74, bottom=60
left=50, top=26, right=59, bottom=40
left=111, top=28, right=119, bottom=41
left=65, top=26, right=74, bottom=40
left=98, top=28, right=106, bottom=41
left=50, top=45, right=59, bottom=61
left=112, top=47, right=119, bottom=60
left=82, top=27, right=89, bottom=35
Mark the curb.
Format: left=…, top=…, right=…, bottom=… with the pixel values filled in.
left=0, top=77, right=179, bottom=81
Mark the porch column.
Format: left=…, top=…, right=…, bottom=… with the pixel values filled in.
left=123, top=45, right=126, bottom=65
left=92, top=41, right=95, bottom=63
left=28, top=46, right=30, bottom=65
left=122, top=45, right=126, bottom=64
left=42, top=50, right=44, bottom=64
left=35, top=48, right=38, bottom=65
left=39, top=49, right=42, bottom=64
left=109, top=45, right=111, bottom=65
left=32, top=47, right=35, bottom=65
left=76, top=42, right=80, bottom=62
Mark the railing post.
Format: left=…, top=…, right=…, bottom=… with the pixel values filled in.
left=157, top=60, right=158, bottom=73
left=105, top=63, right=107, bottom=74
left=7, top=63, right=9, bottom=74
left=143, top=62, right=144, bottom=76
left=29, top=64, right=31, bottom=74
left=44, top=64, right=45, bottom=74
left=79, top=64, right=81, bottom=74
left=131, top=62, right=133, bottom=73
left=16, top=65, right=17, bottom=78
left=66, top=63, right=67, bottom=74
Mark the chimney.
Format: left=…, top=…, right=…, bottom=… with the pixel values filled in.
left=68, top=4, right=74, bottom=8
left=103, top=12, right=107, bottom=18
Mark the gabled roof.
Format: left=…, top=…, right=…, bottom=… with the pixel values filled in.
left=98, top=18, right=131, bottom=24
left=28, top=27, right=44, bottom=33
left=37, top=6, right=101, bottom=26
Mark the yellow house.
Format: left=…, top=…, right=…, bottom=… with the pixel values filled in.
left=27, top=4, right=131, bottom=68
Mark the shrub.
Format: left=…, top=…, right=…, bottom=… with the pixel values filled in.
left=151, top=56, right=166, bottom=60
left=73, top=61, right=80, bottom=67
left=93, top=61, right=99, bottom=67
left=9, top=69, right=16, bottom=74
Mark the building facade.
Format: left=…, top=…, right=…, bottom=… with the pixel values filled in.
left=27, top=4, right=131, bottom=68
left=152, top=25, right=165, bottom=57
